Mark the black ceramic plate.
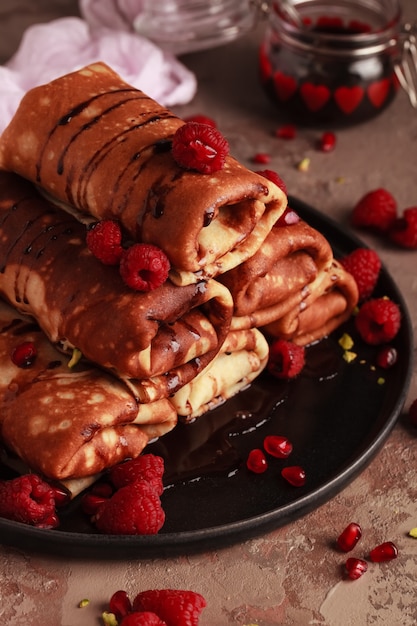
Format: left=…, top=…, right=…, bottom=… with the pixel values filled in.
left=0, top=198, right=413, bottom=559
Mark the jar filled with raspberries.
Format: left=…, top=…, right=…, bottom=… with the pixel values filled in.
left=259, top=0, right=417, bottom=126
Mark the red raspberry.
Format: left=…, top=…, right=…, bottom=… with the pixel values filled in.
left=86, top=219, right=123, bottom=265
left=120, top=612, right=167, bottom=626
left=267, top=339, right=305, bottom=379
left=133, top=589, right=207, bottom=626
left=351, top=188, right=397, bottom=233
left=0, top=474, right=58, bottom=528
left=355, top=298, right=401, bottom=345
left=94, top=481, right=165, bottom=535
left=11, top=341, right=37, bottom=368
left=389, top=207, right=417, bottom=248
left=171, top=122, right=229, bottom=174
left=340, top=248, right=381, bottom=300
left=120, top=244, right=170, bottom=291
left=256, top=169, right=288, bottom=195
left=109, top=454, right=165, bottom=495
left=183, top=114, right=217, bottom=128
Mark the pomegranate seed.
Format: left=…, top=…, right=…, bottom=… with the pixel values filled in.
left=276, top=207, right=300, bottom=226
left=109, top=590, right=132, bottom=620
left=409, top=399, right=417, bottom=427
left=337, top=522, right=362, bottom=552
left=281, top=465, right=306, bottom=487
left=345, top=557, right=368, bottom=580
left=318, top=131, right=336, bottom=152
left=11, top=341, right=37, bottom=367
left=91, top=481, right=114, bottom=498
left=81, top=492, right=110, bottom=516
left=264, top=435, right=293, bottom=459
left=275, top=124, right=296, bottom=140
left=253, top=152, right=271, bottom=164
left=369, top=541, right=398, bottom=562
left=376, top=346, right=398, bottom=368
left=246, top=448, right=268, bottom=473
left=41, top=511, right=60, bottom=529
left=48, top=483, right=71, bottom=508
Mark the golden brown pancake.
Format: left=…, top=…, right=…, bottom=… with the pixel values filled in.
left=0, top=62, right=287, bottom=285
left=0, top=300, right=177, bottom=481
left=172, top=328, right=269, bottom=421
left=0, top=172, right=233, bottom=400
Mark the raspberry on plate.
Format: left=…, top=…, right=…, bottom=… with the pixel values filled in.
left=109, top=454, right=165, bottom=495
left=340, top=248, right=381, bottom=300
left=86, top=219, right=123, bottom=265
left=94, top=480, right=165, bottom=535
left=133, top=589, right=207, bottom=626
left=0, top=474, right=58, bottom=528
left=351, top=188, right=397, bottom=233
left=119, top=244, right=170, bottom=291
left=172, top=122, right=229, bottom=174
left=355, top=298, right=401, bottom=345
left=389, top=207, right=417, bottom=248
left=267, top=339, right=305, bottom=379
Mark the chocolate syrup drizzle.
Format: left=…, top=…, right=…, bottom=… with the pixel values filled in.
left=35, top=88, right=180, bottom=240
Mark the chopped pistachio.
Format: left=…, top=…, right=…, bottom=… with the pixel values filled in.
left=102, top=612, right=118, bottom=626
left=377, top=377, right=385, bottom=385
left=68, top=347, right=82, bottom=368
left=343, top=350, right=357, bottom=363
left=297, top=157, right=310, bottom=172
left=338, top=333, right=354, bottom=350
left=408, top=528, right=417, bottom=538
left=78, top=599, right=90, bottom=608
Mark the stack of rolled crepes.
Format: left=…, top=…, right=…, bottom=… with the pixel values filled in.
left=0, top=63, right=358, bottom=488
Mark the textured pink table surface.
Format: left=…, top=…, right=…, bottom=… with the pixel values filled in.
left=1, top=2, right=417, bottom=625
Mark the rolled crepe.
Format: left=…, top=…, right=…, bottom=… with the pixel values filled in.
left=171, top=328, right=269, bottom=421
left=0, top=300, right=177, bottom=481
left=263, top=260, right=359, bottom=346
left=220, top=215, right=334, bottom=330
left=0, top=62, right=287, bottom=285
left=0, top=172, right=233, bottom=401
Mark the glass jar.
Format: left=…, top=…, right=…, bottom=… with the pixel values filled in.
left=134, top=1, right=416, bottom=125
left=259, top=0, right=410, bottom=126
left=134, top=0, right=260, bottom=55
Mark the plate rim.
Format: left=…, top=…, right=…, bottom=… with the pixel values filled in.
left=0, top=196, right=413, bottom=559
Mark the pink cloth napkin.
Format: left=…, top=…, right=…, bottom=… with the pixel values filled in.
left=0, top=1, right=196, bottom=134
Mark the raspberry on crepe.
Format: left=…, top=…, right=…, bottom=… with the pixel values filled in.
left=0, top=62, right=288, bottom=287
